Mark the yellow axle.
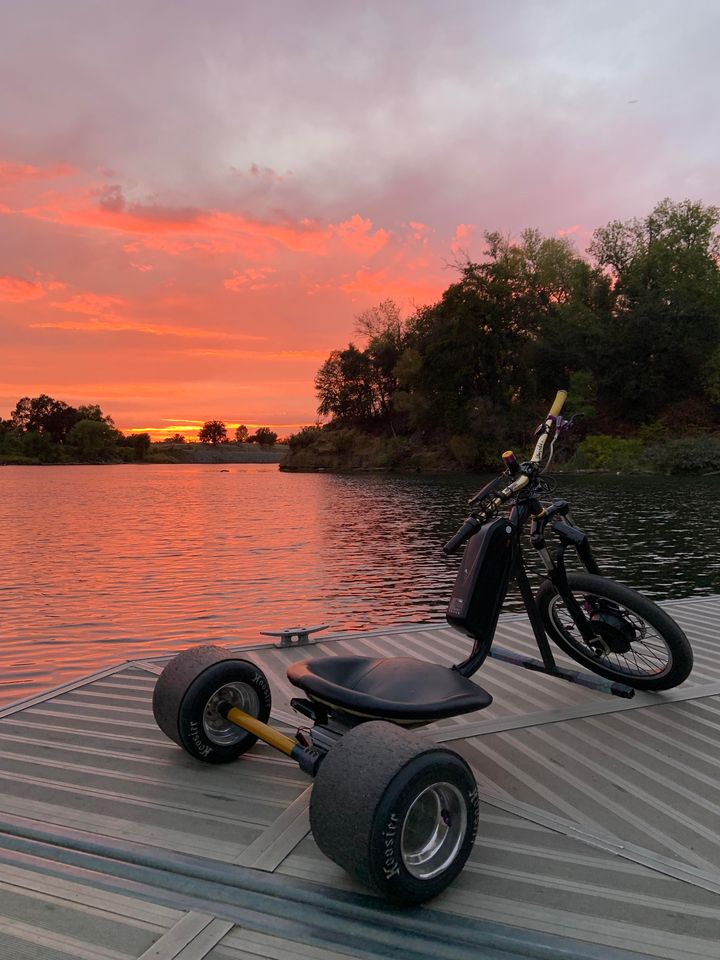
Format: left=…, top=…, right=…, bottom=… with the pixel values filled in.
left=225, top=706, right=298, bottom=757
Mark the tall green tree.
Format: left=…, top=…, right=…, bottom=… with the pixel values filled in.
left=400, top=230, right=590, bottom=435
left=67, top=419, right=120, bottom=460
left=590, top=199, right=720, bottom=419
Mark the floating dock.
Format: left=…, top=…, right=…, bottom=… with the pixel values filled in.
left=0, top=596, right=719, bottom=960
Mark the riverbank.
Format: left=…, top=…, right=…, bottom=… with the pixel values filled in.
left=279, top=426, right=720, bottom=475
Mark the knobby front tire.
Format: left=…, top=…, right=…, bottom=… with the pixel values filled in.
left=536, top=574, right=693, bottom=691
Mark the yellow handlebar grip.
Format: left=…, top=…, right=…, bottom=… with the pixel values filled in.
left=548, top=390, right=568, bottom=418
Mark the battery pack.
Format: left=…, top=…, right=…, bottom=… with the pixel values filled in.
left=446, top=517, right=514, bottom=638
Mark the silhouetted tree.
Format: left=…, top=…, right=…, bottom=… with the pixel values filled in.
left=235, top=424, right=249, bottom=443
left=67, top=420, right=120, bottom=460
left=11, top=394, right=79, bottom=442
left=315, top=345, right=376, bottom=424
left=77, top=404, right=114, bottom=425
left=130, top=432, right=151, bottom=460
left=254, top=427, right=278, bottom=446
left=198, top=420, right=227, bottom=445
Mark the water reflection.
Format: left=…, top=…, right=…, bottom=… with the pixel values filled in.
left=0, top=465, right=718, bottom=703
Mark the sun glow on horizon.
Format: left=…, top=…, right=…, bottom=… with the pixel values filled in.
left=123, top=421, right=314, bottom=442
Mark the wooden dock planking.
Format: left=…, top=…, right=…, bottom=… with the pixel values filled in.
left=0, top=596, right=718, bottom=959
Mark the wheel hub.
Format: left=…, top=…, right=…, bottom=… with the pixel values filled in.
left=589, top=609, right=637, bottom=654
left=400, top=782, right=467, bottom=880
left=202, top=682, right=260, bottom=746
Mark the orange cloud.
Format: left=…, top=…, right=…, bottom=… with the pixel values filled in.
left=18, top=187, right=399, bottom=264
left=0, top=274, right=66, bottom=302
left=23, top=185, right=333, bottom=258
left=176, top=347, right=327, bottom=361
left=0, top=275, right=47, bottom=302
left=340, top=267, right=444, bottom=305
left=0, top=161, right=73, bottom=186
left=32, top=316, right=270, bottom=341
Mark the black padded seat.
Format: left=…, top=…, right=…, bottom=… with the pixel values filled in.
left=287, top=656, right=492, bottom=722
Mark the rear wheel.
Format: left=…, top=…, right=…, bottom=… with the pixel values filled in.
left=536, top=574, right=693, bottom=691
left=310, top=721, right=478, bottom=905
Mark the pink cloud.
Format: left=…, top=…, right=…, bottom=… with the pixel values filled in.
left=408, top=221, right=430, bottom=242
left=450, top=223, right=475, bottom=253
left=333, top=214, right=390, bottom=256
left=237, top=164, right=288, bottom=182
left=50, top=292, right=125, bottom=315
left=224, top=267, right=278, bottom=292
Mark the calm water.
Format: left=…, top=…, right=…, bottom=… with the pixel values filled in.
left=1, top=464, right=719, bottom=704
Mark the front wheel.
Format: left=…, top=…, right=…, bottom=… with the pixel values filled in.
left=536, top=574, right=693, bottom=691
left=152, top=645, right=272, bottom=762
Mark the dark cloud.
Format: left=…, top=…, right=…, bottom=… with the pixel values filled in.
left=0, top=0, right=717, bottom=241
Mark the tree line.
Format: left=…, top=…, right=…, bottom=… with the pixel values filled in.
left=290, top=199, right=720, bottom=472
left=0, top=397, right=280, bottom=463
left=196, top=421, right=278, bottom=446
left=0, top=395, right=150, bottom=463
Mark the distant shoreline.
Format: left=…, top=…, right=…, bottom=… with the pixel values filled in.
left=0, top=442, right=288, bottom=467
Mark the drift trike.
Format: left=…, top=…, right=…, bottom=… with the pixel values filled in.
left=152, top=390, right=693, bottom=905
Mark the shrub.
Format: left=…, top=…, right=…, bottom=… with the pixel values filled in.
left=572, top=434, right=644, bottom=471
left=448, top=435, right=478, bottom=469
left=287, top=426, right=323, bottom=450
left=645, top=436, right=720, bottom=474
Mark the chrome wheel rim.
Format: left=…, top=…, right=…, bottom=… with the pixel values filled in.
left=400, top=782, right=467, bottom=880
left=202, top=682, right=260, bottom=745
left=548, top=594, right=673, bottom=677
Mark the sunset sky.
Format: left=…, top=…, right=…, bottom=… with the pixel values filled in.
left=1, top=0, right=719, bottom=438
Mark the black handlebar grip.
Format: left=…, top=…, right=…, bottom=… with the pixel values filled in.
left=443, top=516, right=481, bottom=555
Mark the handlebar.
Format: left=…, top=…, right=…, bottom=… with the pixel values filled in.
left=548, top=389, right=568, bottom=418
left=530, top=389, right=567, bottom=464
left=443, top=516, right=482, bottom=555
left=443, top=473, right=529, bottom=554
left=443, top=390, right=568, bottom=556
